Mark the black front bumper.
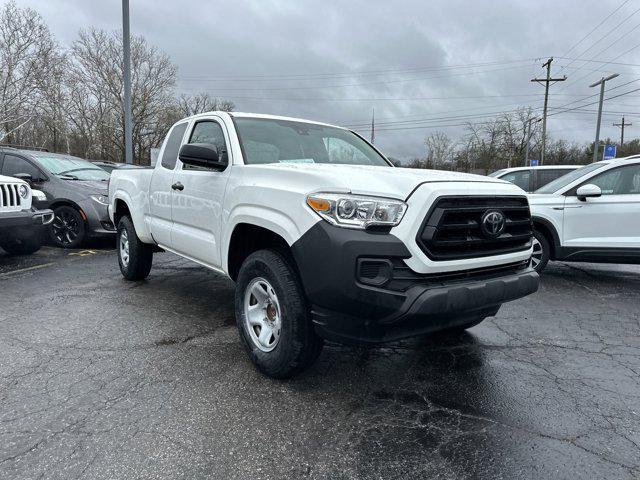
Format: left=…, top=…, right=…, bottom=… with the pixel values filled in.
left=292, top=222, right=539, bottom=344
left=0, top=208, right=54, bottom=241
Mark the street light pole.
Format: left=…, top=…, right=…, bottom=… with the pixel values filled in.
left=122, top=0, right=133, bottom=164
left=589, top=73, right=619, bottom=163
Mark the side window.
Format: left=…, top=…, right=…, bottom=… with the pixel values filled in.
left=536, top=169, right=570, bottom=189
left=501, top=170, right=531, bottom=191
left=584, top=165, right=640, bottom=195
left=160, top=122, right=188, bottom=170
left=184, top=121, right=228, bottom=171
left=1, top=154, right=42, bottom=179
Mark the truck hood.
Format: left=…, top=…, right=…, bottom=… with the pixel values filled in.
left=243, top=163, right=509, bottom=200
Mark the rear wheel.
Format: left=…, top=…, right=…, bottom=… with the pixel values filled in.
left=49, top=206, right=85, bottom=248
left=117, top=216, right=153, bottom=281
left=531, top=230, right=550, bottom=273
left=235, top=249, right=323, bottom=379
left=0, top=236, right=42, bottom=255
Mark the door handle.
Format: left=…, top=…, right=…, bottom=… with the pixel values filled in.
left=171, top=182, right=184, bottom=191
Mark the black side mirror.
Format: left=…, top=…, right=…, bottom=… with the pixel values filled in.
left=178, top=143, right=227, bottom=171
left=13, top=173, right=33, bottom=186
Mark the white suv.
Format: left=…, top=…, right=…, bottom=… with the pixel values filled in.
left=528, top=156, right=640, bottom=272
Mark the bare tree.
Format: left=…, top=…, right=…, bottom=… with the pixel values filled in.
left=424, top=131, right=452, bottom=169
left=176, top=92, right=234, bottom=117
left=0, top=1, right=59, bottom=144
left=67, top=28, right=178, bottom=163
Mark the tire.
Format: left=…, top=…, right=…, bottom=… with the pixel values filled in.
left=117, top=216, right=153, bottom=281
left=0, top=236, right=42, bottom=255
left=532, top=230, right=550, bottom=273
left=49, top=206, right=85, bottom=248
left=235, top=249, right=324, bottom=379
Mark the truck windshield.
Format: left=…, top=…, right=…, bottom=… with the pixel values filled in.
left=35, top=155, right=110, bottom=181
left=234, top=117, right=391, bottom=167
left=535, top=163, right=605, bottom=194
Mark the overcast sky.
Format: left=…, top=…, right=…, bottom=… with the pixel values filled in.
left=12, top=0, right=640, bottom=160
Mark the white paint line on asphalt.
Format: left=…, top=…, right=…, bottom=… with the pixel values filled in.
left=0, top=262, right=56, bottom=278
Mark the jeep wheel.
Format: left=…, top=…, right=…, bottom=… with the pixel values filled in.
left=49, top=206, right=85, bottom=248
left=0, top=236, right=42, bottom=255
left=235, top=249, right=323, bottom=379
left=117, top=216, right=153, bottom=281
left=532, top=230, right=550, bottom=273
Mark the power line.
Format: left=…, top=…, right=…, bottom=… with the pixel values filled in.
left=180, top=64, right=535, bottom=92
left=558, top=38, right=640, bottom=92
left=559, top=4, right=640, bottom=75
left=559, top=0, right=631, bottom=62
left=179, top=58, right=538, bottom=80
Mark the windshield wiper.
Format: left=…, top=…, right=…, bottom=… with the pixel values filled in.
left=58, top=168, right=101, bottom=175
left=58, top=173, right=78, bottom=180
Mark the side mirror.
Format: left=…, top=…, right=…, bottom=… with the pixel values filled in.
left=178, top=143, right=227, bottom=171
left=576, top=184, right=602, bottom=201
left=13, top=173, right=33, bottom=186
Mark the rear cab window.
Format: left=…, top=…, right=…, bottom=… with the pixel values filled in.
left=160, top=123, right=188, bottom=170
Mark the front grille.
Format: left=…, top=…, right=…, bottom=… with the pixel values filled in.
left=0, top=183, right=22, bottom=209
left=416, top=196, right=532, bottom=261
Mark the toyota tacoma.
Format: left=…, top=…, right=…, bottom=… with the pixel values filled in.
left=108, top=112, right=539, bottom=378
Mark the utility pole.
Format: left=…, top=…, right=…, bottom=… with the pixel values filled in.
left=524, top=117, right=541, bottom=166
left=122, top=0, right=133, bottom=164
left=589, top=73, right=619, bottom=163
left=531, top=58, right=566, bottom=165
left=370, top=108, right=375, bottom=145
left=613, top=115, right=632, bottom=147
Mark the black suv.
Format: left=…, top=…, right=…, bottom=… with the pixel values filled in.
left=0, top=147, right=114, bottom=248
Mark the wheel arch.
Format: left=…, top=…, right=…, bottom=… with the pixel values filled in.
left=532, top=216, right=560, bottom=260
left=49, top=199, right=86, bottom=220
left=226, top=222, right=297, bottom=282
left=110, top=191, right=154, bottom=243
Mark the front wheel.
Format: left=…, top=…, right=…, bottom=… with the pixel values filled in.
left=235, top=249, right=323, bottom=379
left=49, top=206, right=85, bottom=248
left=117, top=216, right=153, bottom=281
left=0, top=236, right=42, bottom=255
left=531, top=230, right=550, bottom=273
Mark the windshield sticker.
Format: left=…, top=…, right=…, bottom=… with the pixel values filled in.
left=279, top=159, right=315, bottom=164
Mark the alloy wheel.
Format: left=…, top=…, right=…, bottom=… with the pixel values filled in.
left=531, top=237, right=543, bottom=269
left=51, top=210, right=81, bottom=246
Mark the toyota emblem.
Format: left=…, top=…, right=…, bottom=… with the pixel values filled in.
left=481, top=210, right=506, bottom=238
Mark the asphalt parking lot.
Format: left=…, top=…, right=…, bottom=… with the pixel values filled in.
left=0, top=246, right=639, bottom=480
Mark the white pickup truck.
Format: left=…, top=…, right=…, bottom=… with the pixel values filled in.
left=108, top=112, right=539, bottom=378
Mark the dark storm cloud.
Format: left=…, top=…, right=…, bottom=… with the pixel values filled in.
left=14, top=0, right=640, bottom=159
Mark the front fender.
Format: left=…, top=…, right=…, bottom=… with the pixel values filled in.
left=222, top=204, right=319, bottom=273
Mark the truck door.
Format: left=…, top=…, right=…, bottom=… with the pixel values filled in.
left=148, top=122, right=188, bottom=247
left=170, top=118, right=232, bottom=268
left=563, top=163, right=640, bottom=249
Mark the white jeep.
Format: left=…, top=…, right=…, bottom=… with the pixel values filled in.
left=0, top=174, right=53, bottom=255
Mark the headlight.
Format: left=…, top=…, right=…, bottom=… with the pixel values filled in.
left=90, top=194, right=109, bottom=205
left=18, top=184, right=29, bottom=199
left=306, top=193, right=407, bottom=229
